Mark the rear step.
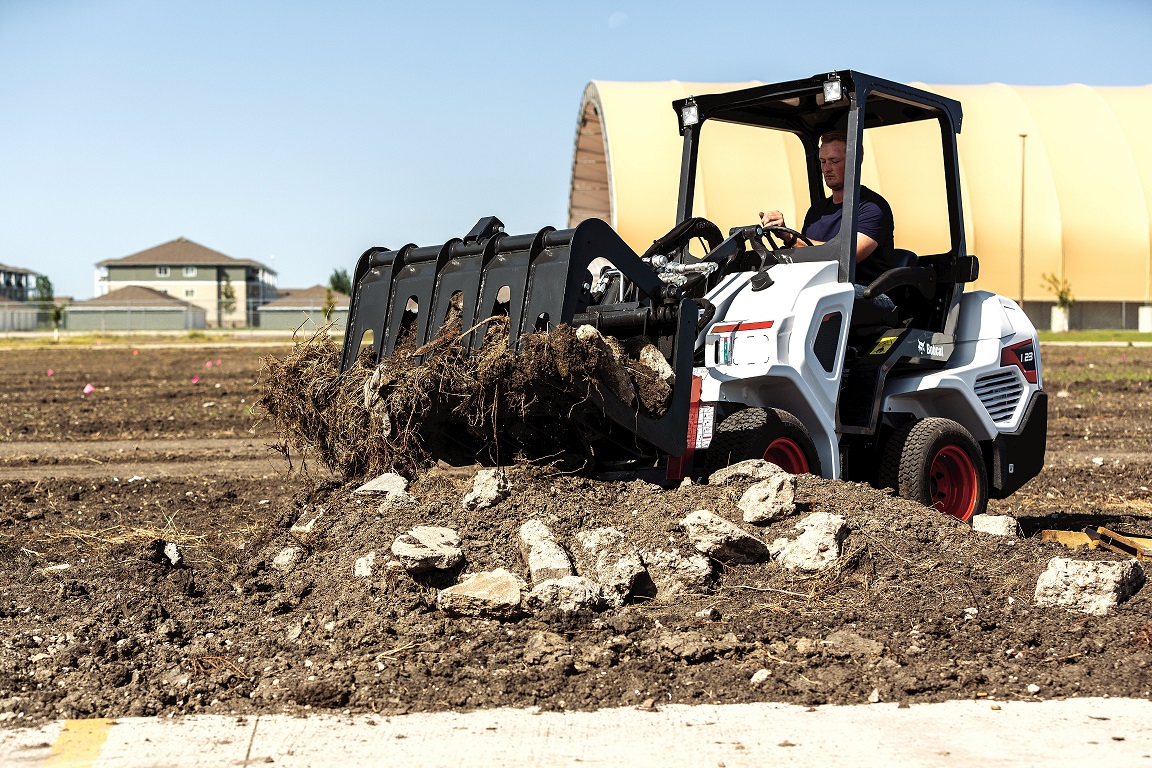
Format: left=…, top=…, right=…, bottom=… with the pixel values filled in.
left=340, top=216, right=699, bottom=460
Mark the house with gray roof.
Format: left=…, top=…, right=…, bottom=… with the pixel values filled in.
left=95, top=238, right=277, bottom=327
left=66, top=286, right=207, bottom=331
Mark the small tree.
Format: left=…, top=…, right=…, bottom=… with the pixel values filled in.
left=328, top=267, right=352, bottom=296
left=1041, top=273, right=1074, bottom=311
left=32, top=275, right=55, bottom=329
left=219, top=273, right=237, bottom=324
left=322, top=287, right=336, bottom=321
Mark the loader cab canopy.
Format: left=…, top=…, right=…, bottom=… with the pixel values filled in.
left=671, top=71, right=970, bottom=336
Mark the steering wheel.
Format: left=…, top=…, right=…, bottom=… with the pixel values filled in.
left=762, top=225, right=814, bottom=249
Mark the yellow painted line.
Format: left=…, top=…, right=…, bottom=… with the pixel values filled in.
left=42, top=719, right=114, bottom=768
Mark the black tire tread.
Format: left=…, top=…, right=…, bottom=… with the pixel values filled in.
left=880, top=417, right=988, bottom=519
left=705, top=407, right=821, bottom=476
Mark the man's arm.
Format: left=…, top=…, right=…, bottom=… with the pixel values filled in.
left=760, top=208, right=877, bottom=257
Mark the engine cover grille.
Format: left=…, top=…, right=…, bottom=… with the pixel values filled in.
left=975, top=370, right=1024, bottom=424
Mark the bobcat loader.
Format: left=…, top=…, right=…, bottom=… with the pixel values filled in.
left=341, top=71, right=1047, bottom=521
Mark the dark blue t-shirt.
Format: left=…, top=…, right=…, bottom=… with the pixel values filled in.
left=800, top=186, right=896, bottom=285
left=805, top=201, right=884, bottom=244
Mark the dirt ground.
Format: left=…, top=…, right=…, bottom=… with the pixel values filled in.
left=1, top=342, right=1150, bottom=724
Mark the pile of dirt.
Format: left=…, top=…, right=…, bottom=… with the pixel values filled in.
left=256, top=321, right=673, bottom=480
left=2, top=461, right=1150, bottom=724
left=1, top=343, right=1150, bottom=727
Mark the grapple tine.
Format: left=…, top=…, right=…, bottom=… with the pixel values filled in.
left=339, top=215, right=698, bottom=463
left=340, top=245, right=398, bottom=373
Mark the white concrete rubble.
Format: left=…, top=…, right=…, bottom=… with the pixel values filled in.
left=290, top=507, right=324, bottom=543
left=640, top=548, right=714, bottom=599
left=680, top=510, right=770, bottom=563
left=708, top=459, right=787, bottom=486
left=391, top=526, right=464, bottom=572
left=738, top=474, right=797, bottom=523
left=749, top=669, right=771, bottom=687
left=575, top=324, right=635, bottom=406
left=354, top=472, right=408, bottom=496
left=519, top=519, right=575, bottom=584
left=769, top=512, right=848, bottom=571
left=437, top=569, right=527, bottom=619
left=353, top=551, right=376, bottom=579
left=622, top=337, right=676, bottom=384
left=162, top=542, right=182, bottom=567
left=463, top=469, right=511, bottom=512
left=972, top=514, right=1018, bottom=536
left=271, top=546, right=304, bottom=573
left=1033, top=556, right=1146, bottom=615
left=573, top=527, right=647, bottom=607
left=525, top=576, right=607, bottom=613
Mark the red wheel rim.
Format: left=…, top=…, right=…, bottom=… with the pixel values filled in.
left=763, top=438, right=810, bottom=474
left=929, top=445, right=978, bottom=521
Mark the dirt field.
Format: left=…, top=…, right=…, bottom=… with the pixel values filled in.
left=1, top=343, right=1150, bottom=724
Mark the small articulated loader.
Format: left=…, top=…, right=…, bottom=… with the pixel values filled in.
left=341, top=71, right=1047, bottom=522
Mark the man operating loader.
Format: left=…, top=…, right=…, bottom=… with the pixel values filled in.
left=759, top=130, right=898, bottom=291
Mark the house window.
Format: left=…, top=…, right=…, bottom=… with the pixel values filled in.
left=156, top=266, right=170, bottom=277
left=185, top=289, right=195, bottom=298
left=184, top=266, right=197, bottom=277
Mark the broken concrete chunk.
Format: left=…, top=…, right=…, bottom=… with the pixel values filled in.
left=354, top=472, right=408, bottom=496
left=353, top=551, right=376, bottom=579
left=769, top=512, right=848, bottom=571
left=680, top=510, right=770, bottom=564
left=462, top=468, right=510, bottom=512
left=575, top=325, right=635, bottom=406
left=738, top=474, right=797, bottom=523
left=573, top=527, right=647, bottom=607
left=1033, top=557, right=1145, bottom=615
left=390, top=526, right=463, bottom=572
left=523, top=631, right=571, bottom=665
left=272, top=546, right=304, bottom=573
left=640, top=548, right=714, bottom=599
left=162, top=542, right=183, bottom=567
left=750, top=668, right=771, bottom=687
left=707, top=459, right=787, bottom=486
left=526, top=576, right=607, bottom=613
left=519, top=519, right=575, bottom=584
left=972, top=514, right=1017, bottom=537
left=290, top=507, right=324, bottom=544
left=437, top=568, right=526, bottom=619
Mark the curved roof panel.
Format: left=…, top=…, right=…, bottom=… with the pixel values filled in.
left=570, top=81, right=1152, bottom=303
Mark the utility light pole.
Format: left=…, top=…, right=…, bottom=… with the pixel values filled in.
left=1018, top=134, right=1027, bottom=310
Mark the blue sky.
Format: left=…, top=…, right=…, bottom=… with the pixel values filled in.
left=1, top=0, right=1150, bottom=300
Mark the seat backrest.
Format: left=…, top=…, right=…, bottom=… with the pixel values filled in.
left=890, top=248, right=918, bottom=269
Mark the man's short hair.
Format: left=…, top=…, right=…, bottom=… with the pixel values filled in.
left=819, top=130, right=848, bottom=146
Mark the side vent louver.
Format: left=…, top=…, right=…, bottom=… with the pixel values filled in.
left=975, top=370, right=1023, bottom=424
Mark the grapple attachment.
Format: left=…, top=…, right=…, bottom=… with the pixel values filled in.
left=340, top=216, right=699, bottom=461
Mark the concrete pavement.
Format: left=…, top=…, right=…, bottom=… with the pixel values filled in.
left=3, top=698, right=1150, bottom=767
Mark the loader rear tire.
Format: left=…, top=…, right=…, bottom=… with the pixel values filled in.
left=879, top=418, right=988, bottom=522
left=706, top=408, right=821, bottom=476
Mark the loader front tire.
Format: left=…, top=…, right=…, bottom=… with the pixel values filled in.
left=706, top=408, right=821, bottom=476
left=880, top=418, right=988, bottom=522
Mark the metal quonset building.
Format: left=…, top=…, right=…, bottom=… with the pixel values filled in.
left=568, top=80, right=1152, bottom=330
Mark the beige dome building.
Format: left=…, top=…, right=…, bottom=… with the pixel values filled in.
left=568, top=80, right=1152, bottom=330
